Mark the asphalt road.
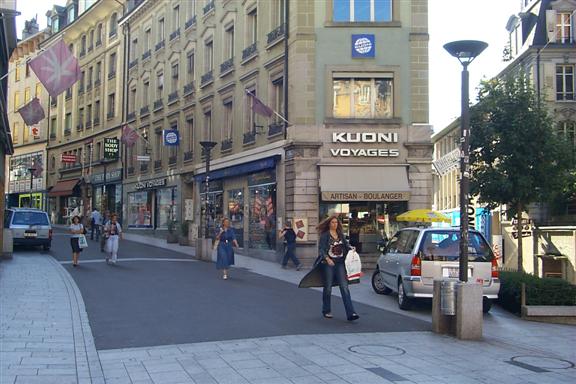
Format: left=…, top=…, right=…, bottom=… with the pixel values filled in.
left=47, top=230, right=429, bottom=350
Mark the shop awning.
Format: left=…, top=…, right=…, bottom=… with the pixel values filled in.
left=320, top=165, right=411, bottom=201
left=48, top=179, right=80, bottom=197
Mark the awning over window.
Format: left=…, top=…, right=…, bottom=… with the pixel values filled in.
left=319, top=165, right=411, bottom=201
left=48, top=179, right=80, bottom=197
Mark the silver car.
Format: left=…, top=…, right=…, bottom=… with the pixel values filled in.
left=371, top=227, right=500, bottom=313
left=5, top=208, right=52, bottom=251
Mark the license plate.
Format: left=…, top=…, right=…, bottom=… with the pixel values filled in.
left=442, top=267, right=472, bottom=278
left=24, top=231, right=37, bottom=238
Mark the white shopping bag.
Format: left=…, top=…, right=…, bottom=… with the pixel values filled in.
left=345, top=249, right=362, bottom=283
left=78, top=234, right=89, bottom=249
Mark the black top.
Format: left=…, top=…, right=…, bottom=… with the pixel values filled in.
left=283, top=228, right=297, bottom=244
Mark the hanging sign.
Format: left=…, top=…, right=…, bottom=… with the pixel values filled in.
left=61, top=154, right=76, bottom=163
left=163, top=130, right=180, bottom=146
left=136, top=155, right=151, bottom=161
left=104, top=138, right=119, bottom=160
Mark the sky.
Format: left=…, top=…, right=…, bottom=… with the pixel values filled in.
left=14, top=0, right=520, bottom=132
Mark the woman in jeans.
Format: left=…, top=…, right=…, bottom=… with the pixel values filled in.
left=316, top=215, right=359, bottom=321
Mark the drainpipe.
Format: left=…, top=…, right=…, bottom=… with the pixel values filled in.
left=536, top=48, right=541, bottom=104
left=283, top=0, right=289, bottom=140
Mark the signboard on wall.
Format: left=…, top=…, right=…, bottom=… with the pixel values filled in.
left=321, top=192, right=410, bottom=201
left=293, top=218, right=308, bottom=242
left=351, top=34, right=375, bottom=58
left=61, top=154, right=76, bottom=163
left=104, top=138, right=119, bottom=160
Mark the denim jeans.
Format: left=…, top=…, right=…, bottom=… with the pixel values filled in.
left=321, top=258, right=356, bottom=318
left=90, top=224, right=101, bottom=241
left=281, top=243, right=300, bottom=267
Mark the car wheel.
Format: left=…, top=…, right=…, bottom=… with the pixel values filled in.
left=397, top=280, right=412, bottom=310
left=371, top=269, right=392, bottom=295
left=482, top=297, right=492, bottom=314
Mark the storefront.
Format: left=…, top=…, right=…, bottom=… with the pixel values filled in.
left=7, top=151, right=46, bottom=210
left=91, top=168, right=123, bottom=220
left=124, top=177, right=180, bottom=230
left=47, top=179, right=82, bottom=224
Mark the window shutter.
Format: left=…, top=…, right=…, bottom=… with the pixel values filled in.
left=546, top=9, right=557, bottom=43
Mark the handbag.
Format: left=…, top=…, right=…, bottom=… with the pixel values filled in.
left=78, top=234, right=89, bottom=249
left=345, top=249, right=362, bottom=283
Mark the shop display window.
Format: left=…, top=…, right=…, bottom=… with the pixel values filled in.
left=157, top=187, right=177, bottom=229
left=128, top=191, right=152, bottom=228
left=248, top=184, right=276, bottom=250
left=228, top=189, right=244, bottom=247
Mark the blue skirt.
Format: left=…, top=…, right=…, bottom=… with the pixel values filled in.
left=216, top=242, right=235, bottom=269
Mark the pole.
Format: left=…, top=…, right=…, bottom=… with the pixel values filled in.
left=459, top=63, right=470, bottom=283
left=29, top=169, right=34, bottom=208
left=204, top=150, right=210, bottom=239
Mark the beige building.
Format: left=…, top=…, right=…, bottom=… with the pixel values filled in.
left=121, top=0, right=432, bottom=264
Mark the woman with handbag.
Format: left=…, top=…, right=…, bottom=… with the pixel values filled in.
left=306, top=215, right=359, bottom=321
left=69, top=215, right=85, bottom=267
left=215, top=218, right=239, bottom=280
left=104, top=213, right=123, bottom=264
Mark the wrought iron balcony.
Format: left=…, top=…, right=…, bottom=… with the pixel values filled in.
left=88, top=45, right=93, bottom=52
left=185, top=15, right=196, bottom=29
left=243, top=131, right=256, bottom=144
left=142, top=50, right=151, bottom=61
left=108, top=71, right=116, bottom=80
left=140, top=163, right=148, bottom=172
left=154, top=160, right=162, bottom=169
left=242, top=43, right=258, bottom=61
left=200, top=71, right=213, bottom=86
left=85, top=120, right=92, bottom=128
left=109, top=29, right=117, bottom=38
left=168, top=155, right=177, bottom=165
left=94, top=79, right=101, bottom=87
left=221, top=139, right=233, bottom=151
left=129, top=59, right=138, bottom=69
left=64, top=129, right=71, bottom=136
left=203, top=0, right=215, bottom=15
left=76, top=123, right=84, bottom=131
left=127, top=111, right=136, bottom=121
left=50, top=133, right=56, bottom=140
left=268, top=122, right=283, bottom=136
left=153, top=99, right=163, bottom=111
left=168, top=91, right=179, bottom=103
left=78, top=86, right=84, bottom=94
left=65, top=89, right=72, bottom=100
left=87, top=83, right=92, bottom=91
left=93, top=117, right=100, bottom=125
left=267, top=24, right=285, bottom=45
left=80, top=49, right=86, bottom=57
left=140, top=105, right=150, bottom=116
left=50, top=97, right=57, bottom=107
left=183, top=82, right=195, bottom=96
left=220, top=58, right=234, bottom=74
left=183, top=151, right=193, bottom=161
left=169, top=28, right=180, bottom=41
left=155, top=40, right=165, bottom=51
left=96, top=39, right=102, bottom=47
left=106, top=111, right=115, bottom=119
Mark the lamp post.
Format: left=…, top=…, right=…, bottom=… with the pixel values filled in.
left=199, top=141, right=217, bottom=239
left=444, top=40, right=487, bottom=283
left=28, top=167, right=36, bottom=208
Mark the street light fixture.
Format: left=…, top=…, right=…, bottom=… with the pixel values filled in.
left=443, top=40, right=488, bottom=282
left=199, top=141, right=217, bottom=239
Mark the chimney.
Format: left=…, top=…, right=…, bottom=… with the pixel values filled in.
left=22, top=17, right=39, bottom=39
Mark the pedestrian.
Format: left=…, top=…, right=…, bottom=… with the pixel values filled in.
left=104, top=213, right=123, bottom=264
left=100, top=210, right=110, bottom=252
left=69, top=215, right=84, bottom=267
left=215, top=218, right=239, bottom=280
left=298, top=215, right=359, bottom=321
left=90, top=207, right=102, bottom=241
left=279, top=220, right=302, bottom=270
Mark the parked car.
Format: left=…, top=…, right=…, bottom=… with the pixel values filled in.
left=371, top=227, right=499, bottom=313
left=5, top=208, right=52, bottom=251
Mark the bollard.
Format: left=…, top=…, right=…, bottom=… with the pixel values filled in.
left=441, top=280, right=457, bottom=316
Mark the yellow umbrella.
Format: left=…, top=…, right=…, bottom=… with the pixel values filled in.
left=396, top=209, right=451, bottom=223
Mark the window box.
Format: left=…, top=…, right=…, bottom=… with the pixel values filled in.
left=200, top=71, right=213, bottom=87
left=221, top=139, right=233, bottom=151
left=155, top=40, right=165, bottom=52
left=184, top=82, right=195, bottom=96
left=220, top=58, right=234, bottom=75
left=185, top=15, right=196, bottom=30
left=184, top=151, right=193, bottom=161
left=241, top=43, right=258, bottom=62
left=154, top=160, right=162, bottom=169
left=243, top=131, right=256, bottom=144
left=127, top=111, right=136, bottom=121
left=169, top=28, right=180, bottom=41
left=140, top=105, right=150, bottom=116
left=268, top=122, right=283, bottom=136
left=266, top=24, right=285, bottom=46
left=153, top=99, right=164, bottom=111
left=142, top=50, right=151, bottom=61
left=168, top=155, right=177, bottom=165
left=168, top=91, right=179, bottom=104
left=203, top=0, right=215, bottom=15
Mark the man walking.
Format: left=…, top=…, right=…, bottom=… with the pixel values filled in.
left=90, top=208, right=102, bottom=241
left=279, top=220, right=302, bottom=270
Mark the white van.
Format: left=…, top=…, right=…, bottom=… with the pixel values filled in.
left=5, top=208, right=52, bottom=251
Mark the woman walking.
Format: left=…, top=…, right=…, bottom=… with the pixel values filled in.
left=300, top=215, right=359, bottom=321
left=215, top=218, right=239, bottom=279
left=104, top=213, right=123, bottom=264
left=69, top=215, right=84, bottom=267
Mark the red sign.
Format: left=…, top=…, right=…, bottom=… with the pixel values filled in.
left=61, top=154, right=77, bottom=163
left=30, top=126, right=40, bottom=138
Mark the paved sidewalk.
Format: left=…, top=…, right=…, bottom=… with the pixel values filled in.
left=1, top=242, right=575, bottom=384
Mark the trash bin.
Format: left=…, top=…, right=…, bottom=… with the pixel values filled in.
left=441, top=280, right=457, bottom=316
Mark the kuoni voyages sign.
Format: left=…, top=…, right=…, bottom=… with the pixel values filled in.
left=104, top=138, right=119, bottom=160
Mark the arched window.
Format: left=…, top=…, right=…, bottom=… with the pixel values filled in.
left=109, top=13, right=118, bottom=37
left=96, top=23, right=103, bottom=45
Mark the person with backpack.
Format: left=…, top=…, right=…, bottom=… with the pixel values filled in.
left=279, top=220, right=302, bottom=270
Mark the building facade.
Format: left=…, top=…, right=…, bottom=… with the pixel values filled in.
left=121, top=0, right=432, bottom=263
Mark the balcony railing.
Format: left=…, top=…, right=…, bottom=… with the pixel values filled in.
left=76, top=123, right=84, bottom=131
left=155, top=40, right=165, bottom=51
left=168, top=155, right=177, bottom=165
left=154, top=160, right=162, bottom=169
left=85, top=120, right=92, bottom=128
left=183, top=151, right=193, bottom=161
left=64, top=129, right=71, bottom=136
left=108, top=71, right=116, bottom=80
left=94, top=79, right=101, bottom=87
left=267, top=24, right=285, bottom=45
left=185, top=15, right=196, bottom=29
left=96, top=39, right=102, bottom=47
left=169, top=28, right=180, bottom=41
left=78, top=86, right=84, bottom=94
left=140, top=163, right=148, bottom=172
left=268, top=122, right=283, bottom=136
left=220, top=58, right=234, bottom=75
left=87, top=45, right=93, bottom=52
left=203, top=0, right=215, bottom=15
left=153, top=99, right=163, bottom=111
left=242, top=43, right=258, bottom=61
left=106, top=111, right=115, bottom=119
left=65, top=89, right=72, bottom=100
left=221, top=139, right=233, bottom=151
left=168, top=91, right=179, bottom=104
left=140, top=105, right=150, bottom=116
left=80, top=49, right=86, bottom=57
left=129, top=59, right=138, bottom=69
left=93, top=116, right=100, bottom=125
left=87, top=83, right=92, bottom=91
left=200, top=71, right=213, bottom=86
left=109, top=29, right=117, bottom=38
left=183, top=81, right=195, bottom=96
left=50, top=133, right=56, bottom=140
left=127, top=111, right=136, bottom=121
left=142, top=50, right=151, bottom=61
left=243, top=131, right=256, bottom=144
left=50, top=98, right=57, bottom=107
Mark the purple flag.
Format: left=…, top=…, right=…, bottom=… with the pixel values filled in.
left=18, top=97, right=45, bottom=126
left=246, top=91, right=274, bottom=118
left=29, top=39, right=81, bottom=98
left=121, top=125, right=139, bottom=147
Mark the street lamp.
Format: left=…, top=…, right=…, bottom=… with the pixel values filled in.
left=199, top=141, right=217, bottom=239
left=28, top=167, right=36, bottom=208
left=444, top=40, right=487, bottom=282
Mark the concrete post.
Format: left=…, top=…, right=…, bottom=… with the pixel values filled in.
left=2, top=229, right=13, bottom=259
left=196, top=238, right=213, bottom=262
left=432, top=280, right=453, bottom=334
left=455, top=282, right=483, bottom=340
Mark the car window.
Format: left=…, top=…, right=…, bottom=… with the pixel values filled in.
left=4, top=210, right=13, bottom=228
left=387, top=230, right=419, bottom=254
left=420, top=230, right=494, bottom=262
left=12, top=212, right=49, bottom=226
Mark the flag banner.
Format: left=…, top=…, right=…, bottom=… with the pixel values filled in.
left=246, top=91, right=274, bottom=118
left=18, top=98, right=45, bottom=126
left=163, top=130, right=180, bottom=146
left=29, top=39, right=81, bottom=98
left=121, top=124, right=139, bottom=147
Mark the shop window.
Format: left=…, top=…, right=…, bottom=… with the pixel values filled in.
left=127, top=191, right=153, bottom=227
left=333, top=76, right=393, bottom=118
left=228, top=189, right=244, bottom=247
left=333, top=0, right=392, bottom=22
left=156, top=187, right=177, bottom=229
left=248, top=180, right=276, bottom=250
left=200, top=180, right=223, bottom=237
left=556, top=64, right=574, bottom=101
